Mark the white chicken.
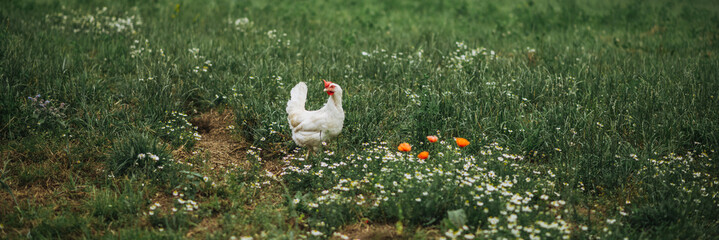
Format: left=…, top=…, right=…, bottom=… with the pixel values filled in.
left=286, top=80, right=345, bottom=154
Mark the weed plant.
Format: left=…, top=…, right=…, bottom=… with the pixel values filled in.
left=107, top=132, right=180, bottom=185
left=158, top=111, right=202, bottom=148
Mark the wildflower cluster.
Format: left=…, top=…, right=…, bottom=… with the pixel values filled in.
left=263, top=121, right=285, bottom=140
left=227, top=17, right=254, bottom=32
left=188, top=48, right=213, bottom=76
left=147, top=201, right=162, bottom=216
left=540, top=74, right=579, bottom=98
left=135, top=152, right=172, bottom=173
left=238, top=75, right=288, bottom=91
left=130, top=38, right=165, bottom=59
left=159, top=111, right=201, bottom=148
left=266, top=29, right=291, bottom=47
left=145, top=187, right=202, bottom=232
left=281, top=135, right=577, bottom=238
left=444, top=42, right=497, bottom=71
left=143, top=159, right=223, bottom=231
left=26, top=94, right=68, bottom=129
left=637, top=150, right=718, bottom=205
left=360, top=48, right=427, bottom=67
left=404, top=89, right=422, bottom=106
left=44, top=6, right=142, bottom=35
left=256, top=119, right=289, bottom=146
left=575, top=148, right=718, bottom=239
left=27, top=94, right=67, bottom=119
left=483, top=79, right=524, bottom=100
left=244, top=146, right=281, bottom=190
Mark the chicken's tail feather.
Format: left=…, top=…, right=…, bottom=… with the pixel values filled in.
left=286, top=82, right=307, bottom=115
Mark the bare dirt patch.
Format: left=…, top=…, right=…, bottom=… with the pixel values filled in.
left=174, top=109, right=249, bottom=173
left=170, top=109, right=296, bottom=238
left=340, top=223, right=400, bottom=240
left=336, top=223, right=441, bottom=240
left=0, top=148, right=99, bottom=213
left=185, top=217, right=220, bottom=238
left=170, top=109, right=252, bottom=237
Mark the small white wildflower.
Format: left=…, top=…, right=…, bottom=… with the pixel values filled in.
left=310, top=230, right=323, bottom=236
left=445, top=229, right=462, bottom=239
left=333, top=232, right=350, bottom=240
left=507, top=214, right=517, bottom=223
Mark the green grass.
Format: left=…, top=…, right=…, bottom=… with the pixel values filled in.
left=1, top=0, right=718, bottom=239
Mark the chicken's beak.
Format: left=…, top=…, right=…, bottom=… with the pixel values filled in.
left=323, top=80, right=335, bottom=95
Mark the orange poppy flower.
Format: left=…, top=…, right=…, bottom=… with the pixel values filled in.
left=426, top=136, right=438, bottom=143
left=398, top=142, right=412, bottom=152
left=417, top=151, right=429, bottom=159
left=455, top=137, right=470, bottom=148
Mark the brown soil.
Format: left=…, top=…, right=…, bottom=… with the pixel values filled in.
left=340, top=224, right=399, bottom=240
left=185, top=217, right=220, bottom=238
left=175, top=109, right=250, bottom=173
left=336, top=223, right=441, bottom=240
left=170, top=109, right=252, bottom=238
left=0, top=148, right=100, bottom=212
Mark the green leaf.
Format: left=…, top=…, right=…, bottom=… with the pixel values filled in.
left=180, top=170, right=203, bottom=178
left=447, top=209, right=467, bottom=228
left=0, top=179, right=18, bottom=207
left=395, top=221, right=403, bottom=235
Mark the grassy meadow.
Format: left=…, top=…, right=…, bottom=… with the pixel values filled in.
left=1, top=0, right=719, bottom=239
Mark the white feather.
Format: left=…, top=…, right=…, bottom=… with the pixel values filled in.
left=286, top=81, right=345, bottom=151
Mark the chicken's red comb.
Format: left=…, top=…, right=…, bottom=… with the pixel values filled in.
left=323, top=79, right=333, bottom=88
